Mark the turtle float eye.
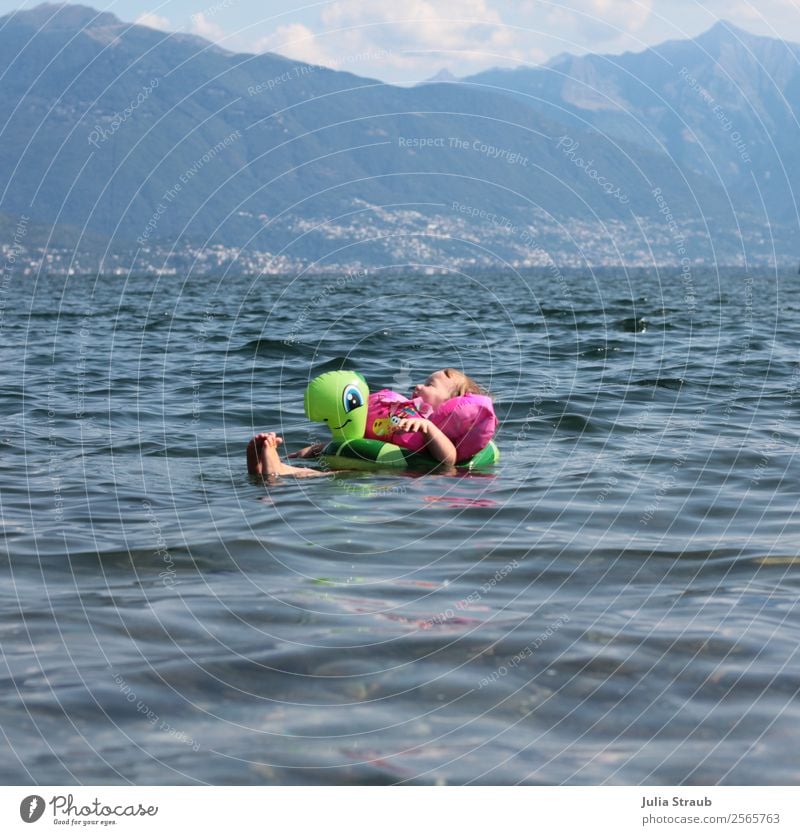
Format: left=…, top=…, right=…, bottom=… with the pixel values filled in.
left=342, top=384, right=364, bottom=413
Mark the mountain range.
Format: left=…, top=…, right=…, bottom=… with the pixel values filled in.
left=1, top=4, right=798, bottom=271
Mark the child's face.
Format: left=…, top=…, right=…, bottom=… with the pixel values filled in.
left=413, top=369, right=455, bottom=408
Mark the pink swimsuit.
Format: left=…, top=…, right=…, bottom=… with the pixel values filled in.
left=364, top=389, right=498, bottom=461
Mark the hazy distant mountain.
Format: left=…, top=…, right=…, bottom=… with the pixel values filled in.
left=0, top=5, right=796, bottom=269
left=424, top=69, right=459, bottom=84
left=465, top=21, right=800, bottom=226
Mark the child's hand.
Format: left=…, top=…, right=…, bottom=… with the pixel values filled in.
left=394, top=418, right=456, bottom=465
left=396, top=418, right=432, bottom=434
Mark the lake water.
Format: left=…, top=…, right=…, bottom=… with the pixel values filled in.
left=2, top=267, right=800, bottom=785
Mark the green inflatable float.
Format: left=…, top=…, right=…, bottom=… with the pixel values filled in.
left=303, top=370, right=499, bottom=472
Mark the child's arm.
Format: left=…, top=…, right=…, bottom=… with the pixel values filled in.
left=288, top=442, right=325, bottom=459
left=395, top=418, right=457, bottom=466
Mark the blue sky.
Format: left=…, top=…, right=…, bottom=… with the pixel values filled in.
left=2, top=0, right=800, bottom=82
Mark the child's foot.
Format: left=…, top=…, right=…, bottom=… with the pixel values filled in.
left=247, top=432, right=289, bottom=476
left=247, top=432, right=333, bottom=479
left=259, top=432, right=291, bottom=477
left=246, top=432, right=290, bottom=477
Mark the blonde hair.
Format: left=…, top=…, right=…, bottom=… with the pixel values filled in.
left=442, top=367, right=491, bottom=398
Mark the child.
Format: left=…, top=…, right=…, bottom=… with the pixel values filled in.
left=246, top=368, right=496, bottom=477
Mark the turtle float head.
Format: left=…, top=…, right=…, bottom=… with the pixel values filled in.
left=304, top=371, right=369, bottom=441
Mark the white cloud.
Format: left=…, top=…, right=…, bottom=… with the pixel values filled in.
left=322, top=0, right=502, bottom=50
left=135, top=13, right=171, bottom=32
left=257, top=0, right=546, bottom=80
left=190, top=12, right=226, bottom=43
left=543, top=0, right=654, bottom=41
left=256, top=22, right=335, bottom=66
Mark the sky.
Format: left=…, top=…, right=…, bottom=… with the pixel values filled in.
left=2, top=0, right=800, bottom=82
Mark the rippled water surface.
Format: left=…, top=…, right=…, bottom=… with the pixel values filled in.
left=2, top=267, right=800, bottom=784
